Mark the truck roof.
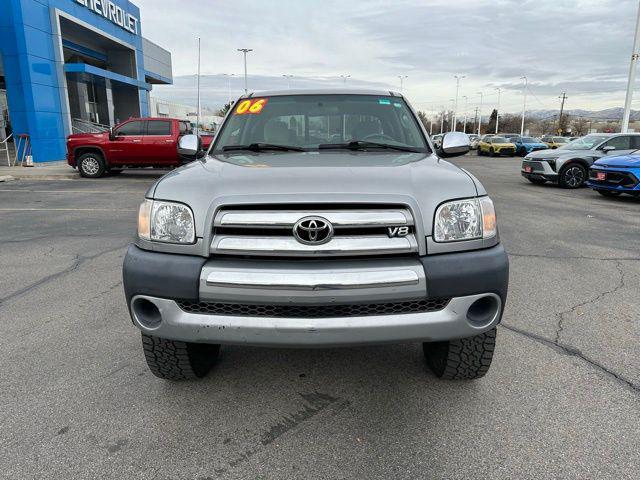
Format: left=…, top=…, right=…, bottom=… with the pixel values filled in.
left=243, top=88, right=403, bottom=98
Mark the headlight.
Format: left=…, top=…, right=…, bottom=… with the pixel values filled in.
left=434, top=197, right=497, bottom=242
left=137, top=199, right=195, bottom=244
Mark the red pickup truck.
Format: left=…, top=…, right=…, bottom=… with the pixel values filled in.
left=66, top=117, right=214, bottom=178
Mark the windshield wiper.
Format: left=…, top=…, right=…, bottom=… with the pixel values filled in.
left=318, top=140, right=420, bottom=153
left=222, top=143, right=305, bottom=152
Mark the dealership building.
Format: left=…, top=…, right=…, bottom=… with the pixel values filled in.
left=0, top=0, right=173, bottom=163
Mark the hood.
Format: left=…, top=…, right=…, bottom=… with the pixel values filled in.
left=152, top=151, right=479, bottom=237
left=594, top=154, right=640, bottom=168
left=523, top=141, right=547, bottom=147
left=67, top=132, right=109, bottom=141
left=525, top=148, right=578, bottom=159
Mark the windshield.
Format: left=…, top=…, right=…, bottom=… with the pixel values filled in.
left=212, top=94, right=428, bottom=152
left=554, top=137, right=568, bottom=143
left=564, top=134, right=608, bottom=150
left=521, top=137, right=537, bottom=143
left=492, top=137, right=508, bottom=143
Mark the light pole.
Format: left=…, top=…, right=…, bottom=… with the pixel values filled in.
left=622, top=1, right=640, bottom=132
left=462, top=95, right=468, bottom=133
left=430, top=115, right=434, bottom=135
left=398, top=75, right=408, bottom=93
left=449, top=99, right=455, bottom=132
left=196, top=37, right=201, bottom=135
left=223, top=73, right=234, bottom=104
left=495, top=87, right=502, bottom=134
left=453, top=75, right=465, bottom=131
left=520, top=76, right=528, bottom=135
left=340, top=75, right=351, bottom=85
left=237, top=48, right=253, bottom=94
left=477, top=91, right=484, bottom=135
left=440, top=106, right=445, bottom=134
left=282, top=74, right=293, bottom=89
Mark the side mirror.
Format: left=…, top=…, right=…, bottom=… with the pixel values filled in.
left=438, top=131, right=470, bottom=158
left=602, top=145, right=616, bottom=154
left=178, top=134, right=203, bottom=160
left=108, top=128, right=115, bottom=141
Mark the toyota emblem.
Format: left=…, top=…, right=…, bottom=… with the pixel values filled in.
left=293, top=216, right=334, bottom=245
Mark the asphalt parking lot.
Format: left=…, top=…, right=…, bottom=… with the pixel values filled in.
left=1, top=155, right=638, bottom=479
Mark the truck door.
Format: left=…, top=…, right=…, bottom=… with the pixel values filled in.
left=144, top=119, right=178, bottom=165
left=109, top=120, right=148, bottom=165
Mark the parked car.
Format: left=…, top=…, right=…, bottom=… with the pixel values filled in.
left=468, top=134, right=480, bottom=149
left=512, top=136, right=548, bottom=156
left=478, top=136, right=516, bottom=156
left=521, top=133, right=640, bottom=188
left=66, top=117, right=214, bottom=178
left=431, top=133, right=443, bottom=149
left=501, top=133, right=521, bottom=142
left=123, top=89, right=509, bottom=381
left=541, top=136, right=570, bottom=149
left=587, top=153, right=640, bottom=197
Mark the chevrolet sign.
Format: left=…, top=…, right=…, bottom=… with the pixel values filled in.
left=75, top=0, right=139, bottom=35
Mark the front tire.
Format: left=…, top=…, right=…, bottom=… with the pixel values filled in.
left=141, top=333, right=220, bottom=380
left=77, top=152, right=106, bottom=178
left=558, top=163, right=587, bottom=188
left=423, top=328, right=496, bottom=380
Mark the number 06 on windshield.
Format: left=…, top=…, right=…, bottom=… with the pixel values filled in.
left=235, top=99, right=268, bottom=115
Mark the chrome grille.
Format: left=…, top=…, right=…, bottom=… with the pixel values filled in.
left=176, top=298, right=450, bottom=318
left=210, top=206, right=418, bottom=257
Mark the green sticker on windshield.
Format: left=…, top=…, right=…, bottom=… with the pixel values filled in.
left=393, top=103, right=402, bottom=108
left=378, top=99, right=391, bottom=105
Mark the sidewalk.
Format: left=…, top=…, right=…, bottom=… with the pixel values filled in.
left=0, top=161, right=78, bottom=181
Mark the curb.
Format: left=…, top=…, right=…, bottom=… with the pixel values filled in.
left=9, top=174, right=80, bottom=180
left=0, top=175, right=16, bottom=182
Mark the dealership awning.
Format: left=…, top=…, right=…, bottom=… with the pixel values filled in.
left=63, top=63, right=151, bottom=90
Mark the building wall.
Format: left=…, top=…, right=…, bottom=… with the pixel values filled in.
left=0, top=0, right=169, bottom=163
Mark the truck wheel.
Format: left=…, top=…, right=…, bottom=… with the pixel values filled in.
left=141, top=333, right=220, bottom=380
left=77, top=152, right=106, bottom=178
left=558, top=163, right=586, bottom=188
left=596, top=189, right=621, bottom=197
left=423, top=328, right=496, bottom=380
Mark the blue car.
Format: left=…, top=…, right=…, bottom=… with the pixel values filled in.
left=512, top=136, right=549, bottom=156
left=587, top=153, right=640, bottom=197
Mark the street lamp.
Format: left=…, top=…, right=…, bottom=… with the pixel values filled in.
left=520, top=76, right=528, bottom=135
left=622, top=1, right=640, bottom=132
left=237, top=48, right=253, bottom=94
left=440, top=105, right=445, bottom=134
left=282, top=74, right=294, bottom=89
left=477, top=92, right=483, bottom=135
left=453, top=74, right=465, bottom=131
left=398, top=75, right=408, bottom=93
left=340, top=74, right=351, bottom=85
left=495, top=87, right=502, bottom=134
left=223, top=73, right=234, bottom=104
left=449, top=98, right=455, bottom=132
left=462, top=95, right=468, bottom=133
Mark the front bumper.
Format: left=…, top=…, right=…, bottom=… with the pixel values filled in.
left=587, top=167, right=640, bottom=192
left=123, top=244, right=509, bottom=346
left=521, top=159, right=558, bottom=182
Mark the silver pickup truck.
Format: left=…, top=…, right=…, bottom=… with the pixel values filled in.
left=123, top=89, right=509, bottom=381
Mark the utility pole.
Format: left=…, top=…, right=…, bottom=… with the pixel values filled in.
left=282, top=74, right=293, bottom=89
left=622, top=1, right=640, bottom=132
left=477, top=92, right=484, bottom=135
left=398, top=75, right=408, bottom=93
left=223, top=73, right=234, bottom=104
left=558, top=92, right=568, bottom=134
left=196, top=37, right=201, bottom=136
left=495, top=87, right=502, bottom=134
left=473, top=107, right=479, bottom=133
left=520, top=76, right=528, bottom=136
left=453, top=75, right=465, bottom=131
left=462, top=95, right=468, bottom=133
left=237, top=48, right=252, bottom=94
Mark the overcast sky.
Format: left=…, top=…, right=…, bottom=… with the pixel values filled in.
left=138, top=0, right=640, bottom=113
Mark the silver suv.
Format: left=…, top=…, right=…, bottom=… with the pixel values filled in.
left=522, top=133, right=640, bottom=188
left=123, top=90, right=509, bottom=381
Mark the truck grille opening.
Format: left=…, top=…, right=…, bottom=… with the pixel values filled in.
left=210, top=204, right=419, bottom=257
left=176, top=298, right=450, bottom=318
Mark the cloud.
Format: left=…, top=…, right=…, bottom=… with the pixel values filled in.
left=137, top=0, right=640, bottom=112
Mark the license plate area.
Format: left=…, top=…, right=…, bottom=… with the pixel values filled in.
left=524, top=165, right=532, bottom=173
left=596, top=172, right=606, bottom=181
